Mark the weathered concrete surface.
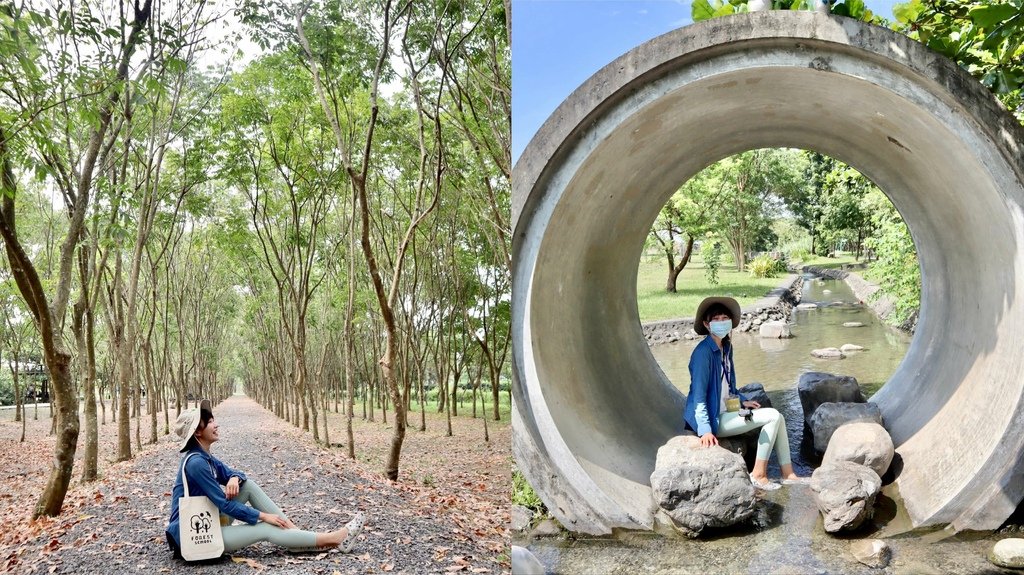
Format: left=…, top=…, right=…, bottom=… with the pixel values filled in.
left=512, top=12, right=1024, bottom=535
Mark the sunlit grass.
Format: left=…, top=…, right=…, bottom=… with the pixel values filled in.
left=636, top=253, right=793, bottom=323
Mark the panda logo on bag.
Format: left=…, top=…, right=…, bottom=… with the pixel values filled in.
left=190, top=510, right=213, bottom=534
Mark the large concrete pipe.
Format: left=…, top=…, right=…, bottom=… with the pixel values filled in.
left=512, top=12, right=1024, bottom=535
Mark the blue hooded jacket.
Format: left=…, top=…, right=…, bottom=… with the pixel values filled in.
left=166, top=447, right=260, bottom=549
left=683, top=335, right=745, bottom=436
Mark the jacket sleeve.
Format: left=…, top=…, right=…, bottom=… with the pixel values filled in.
left=688, top=347, right=713, bottom=436
left=185, top=456, right=260, bottom=525
left=211, top=456, right=248, bottom=485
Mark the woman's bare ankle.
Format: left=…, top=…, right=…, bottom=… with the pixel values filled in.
left=316, top=528, right=349, bottom=547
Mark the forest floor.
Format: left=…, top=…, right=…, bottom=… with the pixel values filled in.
left=0, top=395, right=511, bottom=574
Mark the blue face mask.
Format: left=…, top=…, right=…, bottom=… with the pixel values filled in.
left=708, top=319, right=732, bottom=338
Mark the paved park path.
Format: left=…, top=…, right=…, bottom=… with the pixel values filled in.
left=20, top=396, right=501, bottom=574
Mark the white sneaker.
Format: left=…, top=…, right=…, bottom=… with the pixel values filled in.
left=340, top=512, right=365, bottom=553
left=749, top=473, right=781, bottom=491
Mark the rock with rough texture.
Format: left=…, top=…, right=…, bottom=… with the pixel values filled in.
left=738, top=382, right=772, bottom=409
left=843, top=321, right=866, bottom=327
left=990, top=538, right=1024, bottom=569
left=840, top=343, right=865, bottom=352
left=810, top=461, right=881, bottom=532
left=760, top=320, right=793, bottom=339
left=810, top=402, right=884, bottom=454
left=531, top=519, right=561, bottom=537
left=812, top=348, right=845, bottom=359
left=650, top=435, right=758, bottom=535
left=850, top=539, right=891, bottom=569
left=798, top=372, right=865, bottom=427
left=512, top=545, right=546, bottom=575
left=823, top=421, right=894, bottom=477
left=512, top=505, right=533, bottom=532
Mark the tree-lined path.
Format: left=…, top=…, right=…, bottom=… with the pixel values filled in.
left=1, top=396, right=509, bottom=573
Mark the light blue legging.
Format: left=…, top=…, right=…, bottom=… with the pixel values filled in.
left=716, top=407, right=792, bottom=466
left=220, top=480, right=318, bottom=551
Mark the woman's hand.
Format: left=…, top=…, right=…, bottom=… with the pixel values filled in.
left=259, top=512, right=296, bottom=529
left=699, top=433, right=718, bottom=447
left=742, top=400, right=761, bottom=409
left=225, top=476, right=240, bottom=499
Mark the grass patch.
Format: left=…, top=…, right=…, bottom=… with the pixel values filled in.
left=636, top=253, right=792, bottom=323
left=794, top=252, right=860, bottom=269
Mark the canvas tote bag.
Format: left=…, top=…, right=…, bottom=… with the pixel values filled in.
left=178, top=452, right=224, bottom=560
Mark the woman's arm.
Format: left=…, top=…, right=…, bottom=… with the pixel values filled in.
left=184, top=457, right=260, bottom=524
left=210, top=456, right=248, bottom=485
left=688, top=347, right=714, bottom=437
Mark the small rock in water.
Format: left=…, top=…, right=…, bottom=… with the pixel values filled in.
left=823, top=289, right=832, bottom=294
left=531, top=519, right=562, bottom=537
left=797, top=303, right=818, bottom=310
left=990, top=538, right=1024, bottom=569
left=840, top=344, right=865, bottom=352
left=850, top=539, right=891, bottom=569
left=759, top=321, right=792, bottom=339
left=843, top=321, right=866, bottom=328
left=512, top=504, right=533, bottom=532
left=812, top=348, right=845, bottom=359
left=512, top=545, right=546, bottom=575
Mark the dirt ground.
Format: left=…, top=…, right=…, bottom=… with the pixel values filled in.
left=0, top=395, right=511, bottom=574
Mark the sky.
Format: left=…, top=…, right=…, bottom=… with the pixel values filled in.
left=511, top=0, right=901, bottom=164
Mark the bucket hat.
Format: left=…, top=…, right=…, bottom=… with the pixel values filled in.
left=174, top=399, right=212, bottom=452
left=694, top=296, right=741, bottom=335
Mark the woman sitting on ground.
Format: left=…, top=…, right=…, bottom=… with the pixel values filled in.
left=165, top=399, right=365, bottom=557
left=683, top=297, right=802, bottom=490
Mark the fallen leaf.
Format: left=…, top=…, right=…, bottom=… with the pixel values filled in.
left=230, top=556, right=266, bottom=570
left=381, top=563, right=395, bottom=571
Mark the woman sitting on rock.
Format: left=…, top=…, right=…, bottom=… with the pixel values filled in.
left=165, top=400, right=365, bottom=558
left=683, top=297, right=802, bottom=490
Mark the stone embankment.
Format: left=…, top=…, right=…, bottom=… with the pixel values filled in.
left=643, top=274, right=803, bottom=345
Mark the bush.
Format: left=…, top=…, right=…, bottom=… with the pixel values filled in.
left=749, top=254, right=786, bottom=278
left=701, top=236, right=723, bottom=285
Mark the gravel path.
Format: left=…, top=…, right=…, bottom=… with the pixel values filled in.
left=24, top=396, right=499, bottom=574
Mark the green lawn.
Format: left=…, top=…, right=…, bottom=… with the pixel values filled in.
left=793, top=252, right=860, bottom=269
left=636, top=254, right=793, bottom=323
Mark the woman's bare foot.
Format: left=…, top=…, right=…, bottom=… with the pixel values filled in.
left=315, top=527, right=350, bottom=548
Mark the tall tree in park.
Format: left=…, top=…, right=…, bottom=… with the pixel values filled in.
left=220, top=54, right=338, bottom=441
left=0, top=0, right=152, bottom=516
left=707, top=149, right=804, bottom=272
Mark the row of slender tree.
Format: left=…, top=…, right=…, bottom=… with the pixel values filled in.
left=0, top=0, right=510, bottom=519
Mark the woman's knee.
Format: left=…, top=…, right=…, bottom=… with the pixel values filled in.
left=759, top=407, right=781, bottom=422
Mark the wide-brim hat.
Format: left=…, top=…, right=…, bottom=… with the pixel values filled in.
left=174, top=399, right=212, bottom=452
left=694, top=296, right=741, bottom=335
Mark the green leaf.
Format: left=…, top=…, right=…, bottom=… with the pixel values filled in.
left=692, top=0, right=716, bottom=21
left=892, top=0, right=923, bottom=24
left=969, top=4, right=1018, bottom=28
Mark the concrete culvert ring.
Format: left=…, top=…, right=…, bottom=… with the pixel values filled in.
left=512, top=12, right=1024, bottom=535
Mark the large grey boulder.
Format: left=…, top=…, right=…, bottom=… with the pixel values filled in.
left=759, top=321, right=793, bottom=339
left=512, top=546, right=546, bottom=575
left=797, top=372, right=864, bottom=427
left=738, top=382, right=772, bottom=409
left=823, top=422, right=895, bottom=477
left=809, top=402, right=884, bottom=454
left=989, top=538, right=1024, bottom=569
left=810, top=461, right=881, bottom=533
left=650, top=435, right=758, bottom=536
